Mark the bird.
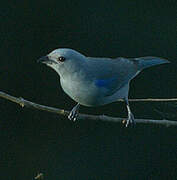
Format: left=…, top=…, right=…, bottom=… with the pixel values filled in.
left=38, top=48, right=170, bottom=127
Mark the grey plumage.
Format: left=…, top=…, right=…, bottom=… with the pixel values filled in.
left=38, top=48, right=170, bottom=126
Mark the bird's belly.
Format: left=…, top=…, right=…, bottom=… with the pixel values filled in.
left=60, top=78, right=129, bottom=107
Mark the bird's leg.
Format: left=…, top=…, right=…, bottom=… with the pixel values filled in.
left=68, top=103, right=80, bottom=121
left=124, top=98, right=135, bottom=127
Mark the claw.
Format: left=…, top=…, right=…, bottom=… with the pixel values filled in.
left=68, top=103, right=80, bottom=122
left=68, top=111, right=78, bottom=121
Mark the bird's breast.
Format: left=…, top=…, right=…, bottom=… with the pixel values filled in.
left=60, top=74, right=106, bottom=106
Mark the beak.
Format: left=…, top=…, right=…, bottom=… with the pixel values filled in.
left=37, top=56, right=51, bottom=63
left=37, top=56, right=57, bottom=65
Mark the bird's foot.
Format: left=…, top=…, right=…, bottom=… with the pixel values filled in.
left=125, top=113, right=136, bottom=127
left=68, top=104, right=80, bottom=122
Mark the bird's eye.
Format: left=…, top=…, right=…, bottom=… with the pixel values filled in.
left=57, top=56, right=66, bottom=62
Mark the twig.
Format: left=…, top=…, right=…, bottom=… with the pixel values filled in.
left=120, top=98, right=177, bottom=102
left=0, top=91, right=177, bottom=127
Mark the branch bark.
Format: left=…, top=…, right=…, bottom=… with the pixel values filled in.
left=0, top=91, right=177, bottom=127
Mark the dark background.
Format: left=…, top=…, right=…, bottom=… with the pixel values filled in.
left=0, top=0, right=176, bottom=179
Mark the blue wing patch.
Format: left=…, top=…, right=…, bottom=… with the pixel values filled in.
left=95, top=77, right=117, bottom=88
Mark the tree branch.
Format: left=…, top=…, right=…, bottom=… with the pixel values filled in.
left=119, top=98, right=177, bottom=102
left=0, top=91, right=177, bottom=127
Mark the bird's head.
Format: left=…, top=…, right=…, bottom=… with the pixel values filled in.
left=38, top=48, right=86, bottom=76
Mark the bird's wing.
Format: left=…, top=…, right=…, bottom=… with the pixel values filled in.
left=86, top=57, right=139, bottom=97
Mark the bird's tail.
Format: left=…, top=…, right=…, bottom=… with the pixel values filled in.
left=136, top=56, right=170, bottom=70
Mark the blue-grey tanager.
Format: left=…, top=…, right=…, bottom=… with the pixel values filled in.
left=38, top=48, right=169, bottom=127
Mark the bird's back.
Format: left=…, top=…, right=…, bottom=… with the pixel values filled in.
left=85, top=56, right=139, bottom=88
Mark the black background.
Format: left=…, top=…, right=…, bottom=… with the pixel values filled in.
left=0, top=0, right=177, bottom=179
